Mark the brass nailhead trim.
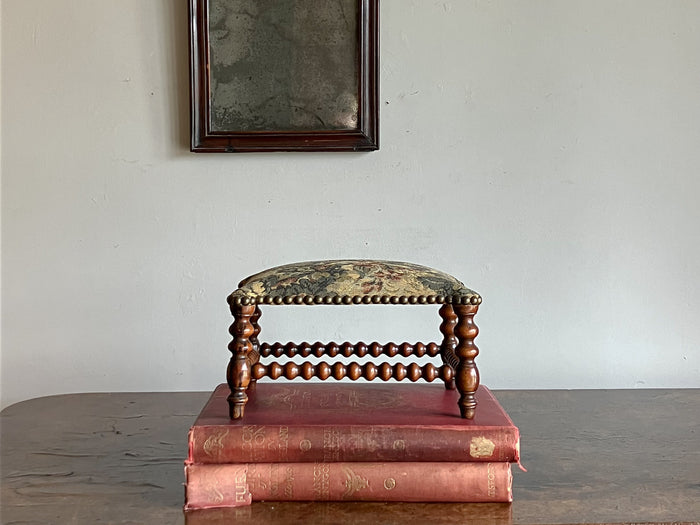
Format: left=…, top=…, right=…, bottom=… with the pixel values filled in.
left=228, top=293, right=482, bottom=307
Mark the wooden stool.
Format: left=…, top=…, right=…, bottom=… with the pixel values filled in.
left=226, top=260, right=482, bottom=420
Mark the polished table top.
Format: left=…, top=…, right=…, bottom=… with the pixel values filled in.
left=2, top=387, right=699, bottom=524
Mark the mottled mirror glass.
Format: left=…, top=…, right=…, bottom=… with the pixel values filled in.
left=207, top=0, right=359, bottom=132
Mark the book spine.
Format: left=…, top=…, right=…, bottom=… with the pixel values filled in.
left=189, top=426, right=519, bottom=464
left=184, top=461, right=512, bottom=509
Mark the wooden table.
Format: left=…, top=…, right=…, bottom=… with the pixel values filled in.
left=2, top=388, right=699, bottom=524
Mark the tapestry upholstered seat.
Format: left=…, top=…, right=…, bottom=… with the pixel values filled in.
left=226, top=260, right=482, bottom=420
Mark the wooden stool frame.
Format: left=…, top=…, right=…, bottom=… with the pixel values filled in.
left=225, top=260, right=482, bottom=420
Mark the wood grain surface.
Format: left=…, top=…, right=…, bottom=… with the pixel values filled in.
left=2, top=388, right=699, bottom=524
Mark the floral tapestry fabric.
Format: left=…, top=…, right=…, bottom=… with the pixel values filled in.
left=230, top=260, right=478, bottom=303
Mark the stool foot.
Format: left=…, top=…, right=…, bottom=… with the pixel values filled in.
left=459, top=403, right=476, bottom=419
left=227, top=393, right=247, bottom=419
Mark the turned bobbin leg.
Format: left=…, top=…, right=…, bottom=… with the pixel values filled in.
left=438, top=304, right=458, bottom=390
left=227, top=303, right=256, bottom=419
left=246, top=306, right=262, bottom=390
left=453, top=303, right=480, bottom=419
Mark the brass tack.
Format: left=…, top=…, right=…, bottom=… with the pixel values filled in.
left=313, top=295, right=323, bottom=304
left=241, top=297, right=250, bottom=305
left=273, top=296, right=283, bottom=305
left=399, top=296, right=408, bottom=304
left=342, top=296, right=352, bottom=305
left=323, top=296, right=333, bottom=304
left=293, top=296, right=304, bottom=304
left=408, top=296, right=418, bottom=304
left=352, top=296, right=362, bottom=304
left=390, top=296, right=399, bottom=304
left=263, top=296, right=272, bottom=304
left=418, top=295, right=427, bottom=304
left=332, top=296, right=342, bottom=305
left=436, top=295, right=445, bottom=303
left=371, top=295, right=380, bottom=303
left=381, top=295, right=390, bottom=304
left=304, top=295, right=314, bottom=305
left=362, top=296, right=372, bottom=304
left=283, top=296, right=293, bottom=305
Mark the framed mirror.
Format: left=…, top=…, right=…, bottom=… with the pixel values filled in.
left=189, top=0, right=379, bottom=152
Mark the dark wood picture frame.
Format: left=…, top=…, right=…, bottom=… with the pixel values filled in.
left=189, top=0, right=379, bottom=153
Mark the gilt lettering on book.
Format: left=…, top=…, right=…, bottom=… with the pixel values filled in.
left=188, top=383, right=520, bottom=464
left=184, top=462, right=513, bottom=509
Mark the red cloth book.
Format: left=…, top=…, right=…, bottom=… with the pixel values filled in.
left=188, top=383, right=520, bottom=464
left=184, top=461, right=513, bottom=509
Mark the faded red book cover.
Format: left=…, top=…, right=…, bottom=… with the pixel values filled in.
left=188, top=383, right=519, bottom=464
left=184, top=461, right=513, bottom=509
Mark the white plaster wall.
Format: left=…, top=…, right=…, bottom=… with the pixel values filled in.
left=2, top=1, right=699, bottom=409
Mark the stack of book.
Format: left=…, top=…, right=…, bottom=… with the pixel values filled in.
left=184, top=382, right=520, bottom=509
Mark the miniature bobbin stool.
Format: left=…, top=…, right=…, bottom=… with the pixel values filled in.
left=226, top=260, right=482, bottom=420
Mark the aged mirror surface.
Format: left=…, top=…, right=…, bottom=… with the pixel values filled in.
left=189, top=0, right=378, bottom=152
